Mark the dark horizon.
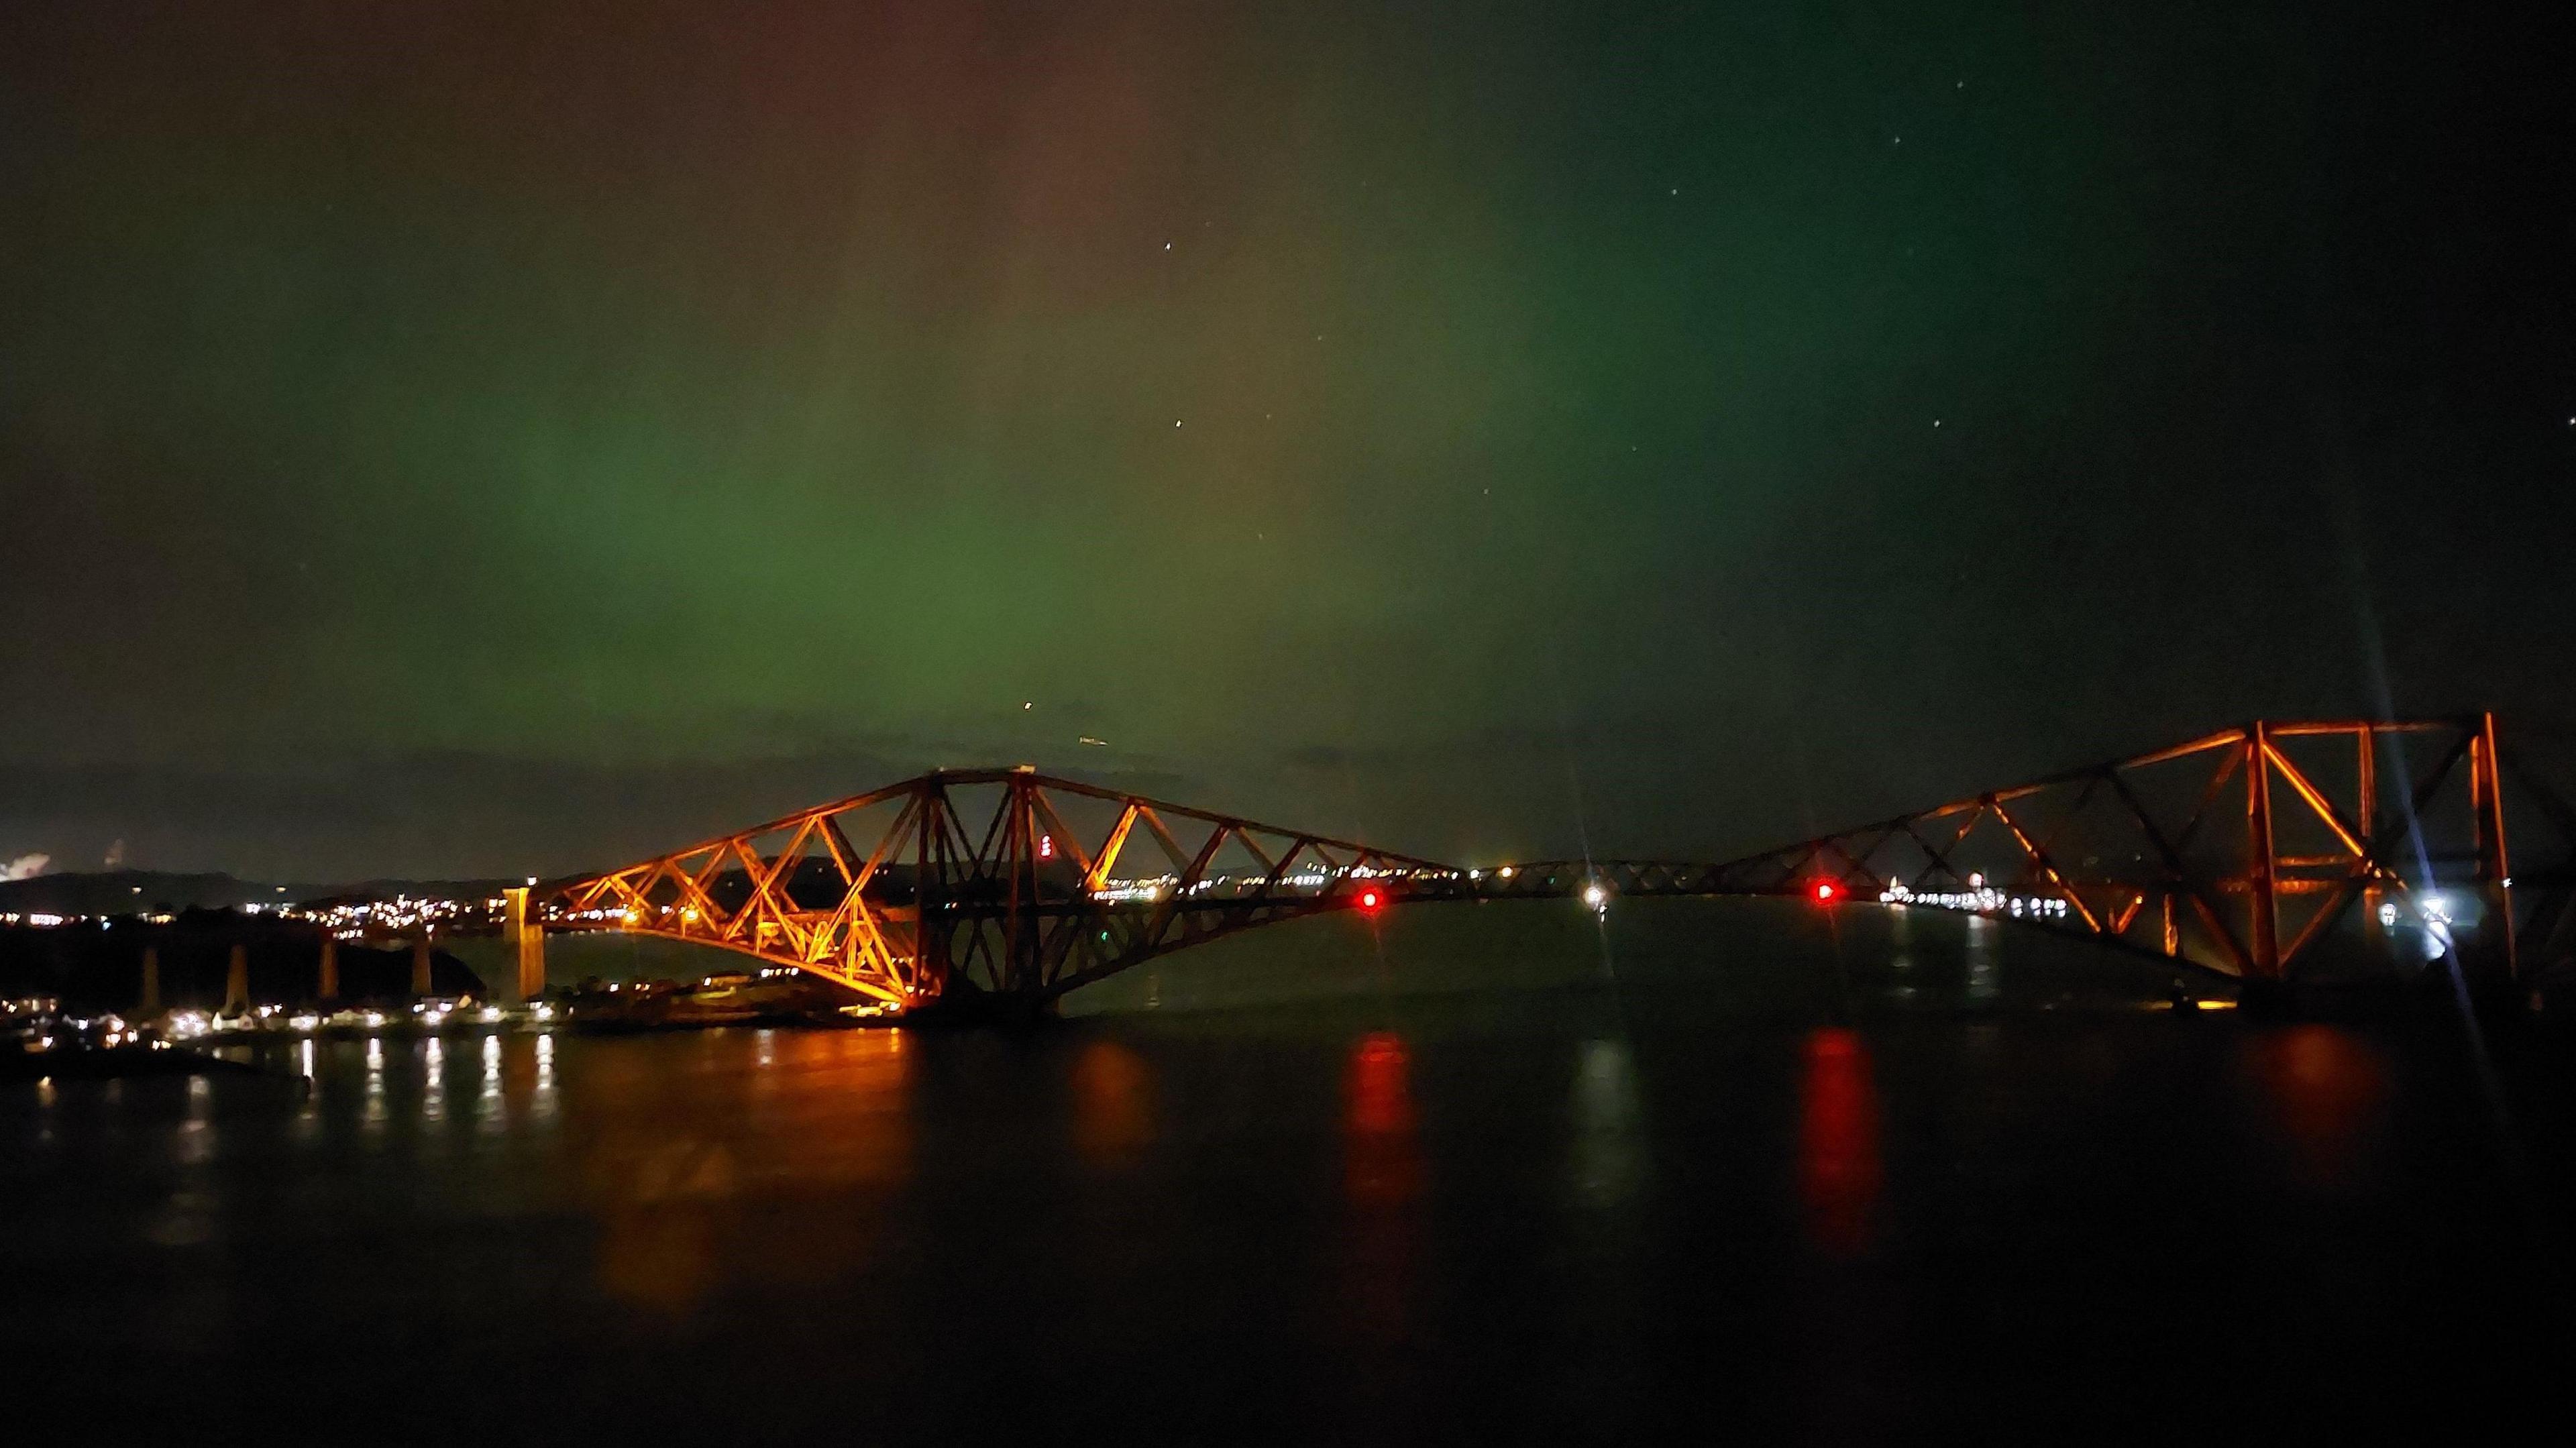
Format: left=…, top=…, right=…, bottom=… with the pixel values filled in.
left=6, top=1, right=2572, bottom=881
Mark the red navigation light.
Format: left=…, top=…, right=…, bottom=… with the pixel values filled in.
left=1358, top=888, right=1383, bottom=911
left=1812, top=879, right=1839, bottom=903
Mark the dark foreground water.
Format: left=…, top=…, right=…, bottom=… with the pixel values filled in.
left=5, top=900, right=2571, bottom=1442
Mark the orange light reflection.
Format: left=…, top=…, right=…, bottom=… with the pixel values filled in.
left=2247, top=1024, right=2385, bottom=1191
left=1071, top=1039, right=1154, bottom=1168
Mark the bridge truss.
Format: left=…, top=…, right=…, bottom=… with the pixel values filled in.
left=551, top=767, right=1453, bottom=1011
left=1482, top=715, right=2528, bottom=983
left=549, top=715, right=2569, bottom=1012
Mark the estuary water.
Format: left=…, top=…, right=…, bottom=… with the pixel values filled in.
left=3, top=899, right=2568, bottom=1441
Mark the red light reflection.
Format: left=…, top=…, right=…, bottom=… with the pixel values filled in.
left=1341, top=1030, right=1425, bottom=1351
left=1345, top=1032, right=1420, bottom=1205
left=1798, top=1027, right=1881, bottom=1257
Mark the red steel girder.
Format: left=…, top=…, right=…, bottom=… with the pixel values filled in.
left=542, top=716, right=2554, bottom=1009
left=551, top=768, right=1457, bottom=1010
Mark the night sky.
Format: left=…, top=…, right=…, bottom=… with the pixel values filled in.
left=4, top=1, right=2571, bottom=881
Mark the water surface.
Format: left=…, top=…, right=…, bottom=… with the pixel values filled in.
left=4, top=900, right=2565, bottom=1440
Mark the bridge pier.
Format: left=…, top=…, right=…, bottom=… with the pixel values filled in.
left=898, top=987, right=1061, bottom=1029
left=223, top=944, right=249, bottom=1015
left=411, top=936, right=433, bottom=999
left=317, top=936, right=338, bottom=1002
left=503, top=887, right=545, bottom=1004
left=139, top=945, right=160, bottom=1016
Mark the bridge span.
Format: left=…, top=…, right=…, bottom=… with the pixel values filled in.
left=524, top=714, right=2571, bottom=1019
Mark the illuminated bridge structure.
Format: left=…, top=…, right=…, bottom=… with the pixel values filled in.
left=537, top=715, right=2571, bottom=1016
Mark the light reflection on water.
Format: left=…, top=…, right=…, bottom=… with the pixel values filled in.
left=150, top=1076, right=218, bottom=1251
left=176, top=1074, right=211, bottom=1166
left=1964, top=914, right=2000, bottom=1003
left=0, top=899, right=2543, bottom=1438
left=422, top=1036, right=445, bottom=1123
left=479, top=1034, right=504, bottom=1134
left=534, top=1033, right=557, bottom=1122
left=1799, top=1026, right=1881, bottom=1258
left=1888, top=907, right=1920, bottom=1003
left=1345, top=1032, right=1421, bottom=1205
left=2245, top=1023, right=2389, bottom=1191
left=293, top=1039, right=318, bottom=1139
left=572, top=1027, right=914, bottom=1314
left=1342, top=1031, right=1424, bottom=1355
left=1070, top=1039, right=1152, bottom=1168
left=1569, top=1037, right=1646, bottom=1209
left=362, top=1036, right=386, bottom=1137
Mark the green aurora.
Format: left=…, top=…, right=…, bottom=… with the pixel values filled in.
left=3, top=2, right=2569, bottom=876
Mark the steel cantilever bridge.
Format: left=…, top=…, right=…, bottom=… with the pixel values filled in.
left=535, top=714, right=2572, bottom=1017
